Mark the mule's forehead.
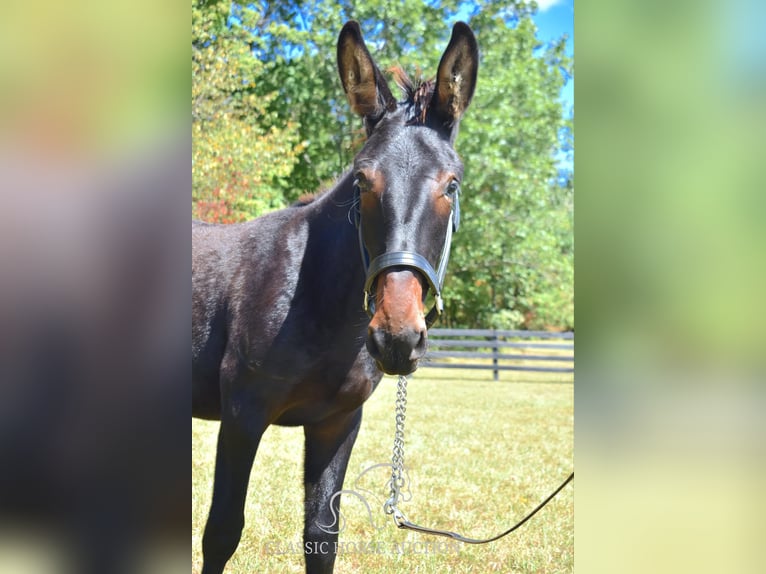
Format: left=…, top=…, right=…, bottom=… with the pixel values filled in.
left=355, top=113, right=463, bottom=180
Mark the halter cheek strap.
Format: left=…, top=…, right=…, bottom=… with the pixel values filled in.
left=355, top=187, right=459, bottom=328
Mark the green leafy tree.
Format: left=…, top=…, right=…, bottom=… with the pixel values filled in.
left=191, top=0, right=573, bottom=329
left=229, top=0, right=463, bottom=198
left=444, top=4, right=573, bottom=330
left=192, top=0, right=303, bottom=222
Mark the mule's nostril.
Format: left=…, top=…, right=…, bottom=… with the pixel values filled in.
left=410, top=328, right=428, bottom=361
left=366, top=327, right=386, bottom=362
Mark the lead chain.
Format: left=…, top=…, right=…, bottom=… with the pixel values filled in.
left=380, top=373, right=574, bottom=540
left=383, top=375, right=409, bottom=522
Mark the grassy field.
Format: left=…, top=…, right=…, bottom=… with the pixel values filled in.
left=192, top=369, right=573, bottom=573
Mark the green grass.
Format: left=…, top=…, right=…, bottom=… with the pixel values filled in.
left=192, top=369, right=573, bottom=573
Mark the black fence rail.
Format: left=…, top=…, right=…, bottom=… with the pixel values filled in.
left=423, top=328, right=574, bottom=380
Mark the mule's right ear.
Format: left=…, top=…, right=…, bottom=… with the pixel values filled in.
left=337, top=21, right=396, bottom=133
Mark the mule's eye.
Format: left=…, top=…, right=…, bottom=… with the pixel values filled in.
left=446, top=180, right=460, bottom=197
left=354, top=173, right=370, bottom=192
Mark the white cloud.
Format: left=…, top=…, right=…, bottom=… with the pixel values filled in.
left=535, top=0, right=564, bottom=12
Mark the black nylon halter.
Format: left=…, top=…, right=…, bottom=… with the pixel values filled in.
left=354, top=184, right=460, bottom=328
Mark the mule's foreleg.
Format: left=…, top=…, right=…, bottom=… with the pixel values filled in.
left=201, top=400, right=267, bottom=574
left=302, top=408, right=363, bottom=574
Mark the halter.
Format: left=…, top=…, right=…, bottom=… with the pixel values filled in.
left=354, top=183, right=460, bottom=328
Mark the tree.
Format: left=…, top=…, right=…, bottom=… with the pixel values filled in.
left=444, top=4, right=574, bottom=329
left=233, top=0, right=464, bottom=198
left=191, top=0, right=574, bottom=329
left=192, top=0, right=303, bottom=222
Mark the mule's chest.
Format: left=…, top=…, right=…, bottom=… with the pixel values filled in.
left=270, top=351, right=382, bottom=426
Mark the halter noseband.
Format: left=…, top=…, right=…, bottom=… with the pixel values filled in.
left=354, top=184, right=460, bottom=328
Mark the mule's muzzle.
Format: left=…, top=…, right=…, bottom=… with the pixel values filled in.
left=366, top=324, right=427, bottom=375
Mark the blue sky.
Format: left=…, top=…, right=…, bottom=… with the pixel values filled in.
left=448, top=0, right=573, bottom=115
left=234, top=1, right=573, bottom=114
left=532, top=0, right=573, bottom=114
left=528, top=0, right=574, bottom=175
left=444, top=1, right=573, bottom=174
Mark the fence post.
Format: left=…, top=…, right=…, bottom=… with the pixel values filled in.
left=492, top=329, right=499, bottom=381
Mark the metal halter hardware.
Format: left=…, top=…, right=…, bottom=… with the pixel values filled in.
left=354, top=183, right=459, bottom=328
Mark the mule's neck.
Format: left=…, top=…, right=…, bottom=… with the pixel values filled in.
left=303, top=170, right=368, bottom=320
left=309, top=169, right=357, bottom=232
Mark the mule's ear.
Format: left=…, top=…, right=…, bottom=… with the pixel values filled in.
left=430, top=22, right=479, bottom=140
left=337, top=21, right=396, bottom=133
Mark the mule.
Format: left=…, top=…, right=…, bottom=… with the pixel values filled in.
left=192, top=20, right=478, bottom=574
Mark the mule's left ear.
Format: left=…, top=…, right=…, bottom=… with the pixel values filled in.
left=430, top=22, right=479, bottom=141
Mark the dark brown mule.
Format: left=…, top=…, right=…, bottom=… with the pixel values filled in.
left=192, top=21, right=478, bottom=574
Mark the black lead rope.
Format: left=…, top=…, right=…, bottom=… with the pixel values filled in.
left=384, top=375, right=573, bottom=544
left=391, top=471, right=574, bottom=544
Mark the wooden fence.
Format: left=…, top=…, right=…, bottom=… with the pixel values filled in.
left=423, top=328, right=574, bottom=380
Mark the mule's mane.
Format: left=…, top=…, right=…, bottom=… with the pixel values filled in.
left=292, top=192, right=318, bottom=207
left=389, top=66, right=435, bottom=126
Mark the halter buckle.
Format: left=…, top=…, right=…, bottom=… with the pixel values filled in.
left=435, top=293, right=444, bottom=315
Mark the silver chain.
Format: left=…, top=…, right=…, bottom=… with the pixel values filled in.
left=383, top=374, right=408, bottom=523
left=380, top=372, right=574, bottom=541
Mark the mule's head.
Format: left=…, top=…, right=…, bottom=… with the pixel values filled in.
left=337, top=21, right=478, bottom=375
